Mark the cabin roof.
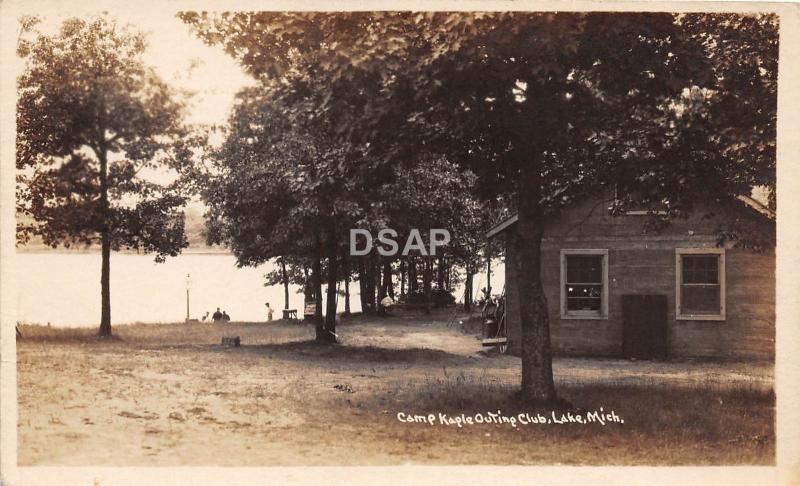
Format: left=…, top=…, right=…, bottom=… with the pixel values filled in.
left=485, top=194, right=775, bottom=238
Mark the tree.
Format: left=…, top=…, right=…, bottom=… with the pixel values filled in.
left=381, top=155, right=493, bottom=310
left=182, top=14, right=494, bottom=325
left=17, top=16, right=189, bottom=337
left=182, top=13, right=776, bottom=403
left=200, top=83, right=364, bottom=342
left=264, top=256, right=308, bottom=310
left=605, top=14, right=777, bottom=246
left=379, top=13, right=776, bottom=403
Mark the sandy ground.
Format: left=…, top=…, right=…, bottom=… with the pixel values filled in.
left=16, top=313, right=774, bottom=466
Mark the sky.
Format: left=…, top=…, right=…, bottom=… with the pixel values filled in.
left=30, top=8, right=254, bottom=127
left=19, top=8, right=256, bottom=206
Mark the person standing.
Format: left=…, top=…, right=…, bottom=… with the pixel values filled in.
left=265, top=302, right=274, bottom=322
left=212, top=307, right=223, bottom=323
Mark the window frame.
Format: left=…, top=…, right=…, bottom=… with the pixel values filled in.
left=675, top=248, right=726, bottom=321
left=560, top=249, right=609, bottom=320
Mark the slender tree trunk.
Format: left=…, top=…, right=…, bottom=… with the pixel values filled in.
left=98, top=149, right=112, bottom=337
left=437, top=257, right=445, bottom=290
left=312, top=237, right=324, bottom=340
left=423, top=258, right=432, bottom=314
left=281, top=260, right=290, bottom=310
left=377, top=258, right=387, bottom=315
left=376, top=259, right=384, bottom=300
left=303, top=265, right=314, bottom=303
left=514, top=168, right=557, bottom=404
left=400, top=259, right=406, bottom=299
left=464, top=264, right=473, bottom=312
left=358, top=260, right=370, bottom=314
left=99, top=231, right=111, bottom=336
left=383, top=261, right=394, bottom=299
left=343, top=257, right=351, bottom=316
left=368, top=257, right=376, bottom=313
left=376, top=257, right=383, bottom=301
left=408, top=258, right=417, bottom=295
left=322, top=228, right=337, bottom=343
left=486, top=256, right=492, bottom=298
left=365, top=256, right=376, bottom=314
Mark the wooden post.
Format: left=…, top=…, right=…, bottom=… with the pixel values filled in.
left=185, top=273, right=190, bottom=321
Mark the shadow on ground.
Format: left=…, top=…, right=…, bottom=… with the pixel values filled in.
left=212, top=339, right=467, bottom=364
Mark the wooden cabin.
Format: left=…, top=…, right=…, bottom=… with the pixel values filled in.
left=487, top=195, right=775, bottom=360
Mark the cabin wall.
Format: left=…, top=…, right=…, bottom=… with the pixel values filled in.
left=503, top=198, right=775, bottom=360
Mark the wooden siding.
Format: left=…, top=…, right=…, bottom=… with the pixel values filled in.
left=502, top=197, right=775, bottom=360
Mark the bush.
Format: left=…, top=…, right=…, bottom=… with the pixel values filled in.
left=405, top=288, right=455, bottom=307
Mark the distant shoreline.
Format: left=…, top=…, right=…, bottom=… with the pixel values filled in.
left=15, top=246, right=233, bottom=256
left=17, top=320, right=268, bottom=329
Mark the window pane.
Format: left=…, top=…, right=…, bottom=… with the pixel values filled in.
left=566, top=284, right=602, bottom=311
left=682, top=255, right=718, bottom=284
left=566, top=284, right=602, bottom=299
left=566, top=298, right=602, bottom=311
left=681, top=284, right=720, bottom=314
left=566, top=255, right=602, bottom=283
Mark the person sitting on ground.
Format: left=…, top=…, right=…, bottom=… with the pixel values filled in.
left=265, top=302, right=274, bottom=322
left=222, top=310, right=230, bottom=323
left=212, top=307, right=223, bottom=322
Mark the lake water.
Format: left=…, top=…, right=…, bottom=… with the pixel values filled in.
left=13, top=252, right=503, bottom=327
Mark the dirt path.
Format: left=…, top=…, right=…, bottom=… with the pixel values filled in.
left=16, top=314, right=774, bottom=466
left=341, top=315, right=773, bottom=392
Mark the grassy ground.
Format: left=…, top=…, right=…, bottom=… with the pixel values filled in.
left=16, top=314, right=774, bottom=466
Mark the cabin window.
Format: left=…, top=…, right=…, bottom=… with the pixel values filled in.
left=560, top=249, right=608, bottom=319
left=675, top=248, right=726, bottom=321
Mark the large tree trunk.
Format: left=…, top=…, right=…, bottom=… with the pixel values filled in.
left=98, top=150, right=112, bottom=337
left=281, top=260, right=290, bottom=310
left=514, top=170, right=557, bottom=404
left=321, top=228, right=337, bottom=343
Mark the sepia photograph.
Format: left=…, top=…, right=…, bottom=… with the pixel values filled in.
left=1, top=2, right=798, bottom=484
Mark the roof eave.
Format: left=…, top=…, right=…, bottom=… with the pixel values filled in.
left=486, top=214, right=518, bottom=238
